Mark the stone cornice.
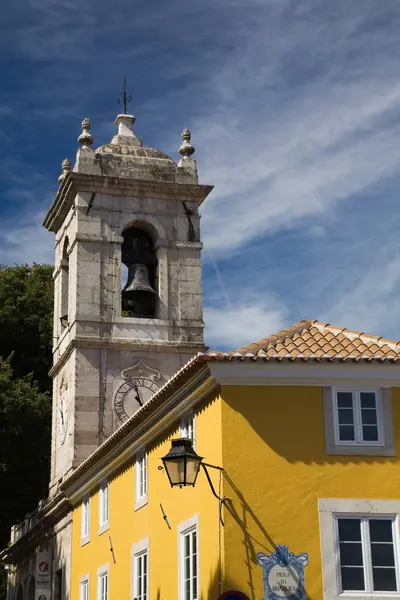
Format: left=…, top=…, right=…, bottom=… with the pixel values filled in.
left=43, top=172, right=213, bottom=233
left=49, top=333, right=206, bottom=377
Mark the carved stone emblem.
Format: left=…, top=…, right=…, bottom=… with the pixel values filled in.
left=121, top=360, right=161, bottom=382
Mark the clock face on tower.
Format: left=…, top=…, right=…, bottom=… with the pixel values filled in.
left=114, top=377, right=161, bottom=423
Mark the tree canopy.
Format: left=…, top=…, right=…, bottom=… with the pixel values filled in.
left=0, top=264, right=53, bottom=393
left=0, top=264, right=54, bottom=600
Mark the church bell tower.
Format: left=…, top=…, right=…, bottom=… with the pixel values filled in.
left=44, top=112, right=213, bottom=494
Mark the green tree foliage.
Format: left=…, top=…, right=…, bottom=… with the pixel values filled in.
left=0, top=264, right=54, bottom=393
left=0, top=265, right=54, bottom=600
left=0, top=358, right=51, bottom=543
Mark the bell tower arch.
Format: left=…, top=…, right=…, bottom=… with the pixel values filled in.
left=44, top=113, right=213, bottom=493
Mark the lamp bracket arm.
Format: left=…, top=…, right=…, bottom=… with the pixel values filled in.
left=200, top=463, right=232, bottom=527
left=201, top=463, right=222, bottom=500
left=202, top=462, right=223, bottom=471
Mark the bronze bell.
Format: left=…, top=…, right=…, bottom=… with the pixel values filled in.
left=123, top=264, right=156, bottom=296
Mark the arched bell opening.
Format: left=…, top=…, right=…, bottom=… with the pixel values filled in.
left=60, top=237, right=69, bottom=331
left=121, top=226, right=158, bottom=318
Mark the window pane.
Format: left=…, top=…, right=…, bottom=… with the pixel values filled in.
left=339, top=425, right=355, bottom=441
left=338, top=519, right=361, bottom=542
left=339, top=542, right=363, bottom=566
left=337, top=392, right=353, bottom=408
left=362, top=426, right=378, bottom=442
left=338, top=409, right=354, bottom=425
left=341, top=567, right=365, bottom=591
left=360, top=392, right=376, bottom=409
left=361, top=409, right=377, bottom=425
left=371, top=543, right=395, bottom=567
left=370, top=519, right=393, bottom=542
left=192, top=576, right=198, bottom=600
left=372, top=568, right=397, bottom=592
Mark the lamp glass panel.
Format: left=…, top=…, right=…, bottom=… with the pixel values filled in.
left=185, top=457, right=202, bottom=485
left=164, top=458, right=187, bottom=486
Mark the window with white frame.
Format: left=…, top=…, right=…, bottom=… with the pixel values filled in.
left=99, top=483, right=109, bottom=530
left=319, top=499, right=400, bottom=600
left=180, top=414, right=196, bottom=448
left=179, top=518, right=198, bottom=600
left=135, top=452, right=148, bottom=508
left=133, top=550, right=148, bottom=600
left=334, top=391, right=383, bottom=445
left=81, top=498, right=90, bottom=541
left=80, top=579, right=89, bottom=600
left=97, top=569, right=108, bottom=600
left=336, top=516, right=398, bottom=593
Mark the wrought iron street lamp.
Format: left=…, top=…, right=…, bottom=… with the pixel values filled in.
left=160, top=438, right=231, bottom=526
left=161, top=438, right=203, bottom=487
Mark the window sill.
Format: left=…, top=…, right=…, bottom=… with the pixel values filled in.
left=98, top=523, right=109, bottom=536
left=134, top=495, right=148, bottom=512
left=326, top=444, right=395, bottom=456
left=80, top=535, right=91, bottom=547
left=328, top=594, right=400, bottom=600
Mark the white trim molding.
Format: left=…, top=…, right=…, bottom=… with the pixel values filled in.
left=134, top=451, right=148, bottom=511
left=209, top=361, right=400, bottom=386
left=98, top=482, right=109, bottom=535
left=79, top=574, right=90, bottom=600
left=131, top=537, right=150, bottom=600
left=96, top=563, right=109, bottom=600
left=180, top=413, right=196, bottom=450
left=178, top=514, right=199, bottom=600
left=80, top=497, right=91, bottom=546
left=323, top=387, right=395, bottom=456
left=319, top=498, right=400, bottom=600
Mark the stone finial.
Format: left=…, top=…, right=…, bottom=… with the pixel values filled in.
left=178, top=128, right=195, bottom=159
left=77, top=117, right=94, bottom=148
left=58, top=158, right=71, bottom=183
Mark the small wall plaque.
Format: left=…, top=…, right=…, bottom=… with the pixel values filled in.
left=257, top=545, right=309, bottom=600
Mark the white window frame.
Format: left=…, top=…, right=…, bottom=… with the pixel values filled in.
left=98, top=483, right=109, bottom=534
left=322, top=380, right=396, bottom=456
left=319, top=499, right=400, bottom=600
left=79, top=575, right=90, bottom=600
left=178, top=514, right=199, bottom=600
left=333, top=389, right=384, bottom=447
left=335, top=515, right=400, bottom=594
left=134, top=451, right=148, bottom=511
left=96, top=564, right=109, bottom=600
left=180, top=413, right=196, bottom=449
left=81, top=498, right=91, bottom=545
left=131, top=537, right=150, bottom=600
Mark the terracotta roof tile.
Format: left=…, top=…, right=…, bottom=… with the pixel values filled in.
left=207, top=320, right=400, bottom=363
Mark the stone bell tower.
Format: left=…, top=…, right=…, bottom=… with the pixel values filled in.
left=44, top=112, right=213, bottom=494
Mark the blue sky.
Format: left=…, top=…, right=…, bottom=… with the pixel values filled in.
left=1, top=0, right=400, bottom=349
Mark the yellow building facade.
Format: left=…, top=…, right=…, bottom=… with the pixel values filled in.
left=60, top=320, right=400, bottom=600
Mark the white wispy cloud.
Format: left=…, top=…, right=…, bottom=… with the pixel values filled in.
left=204, top=298, right=288, bottom=350
left=0, top=210, right=52, bottom=265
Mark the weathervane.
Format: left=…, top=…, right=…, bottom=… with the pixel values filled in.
left=118, top=77, right=132, bottom=114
